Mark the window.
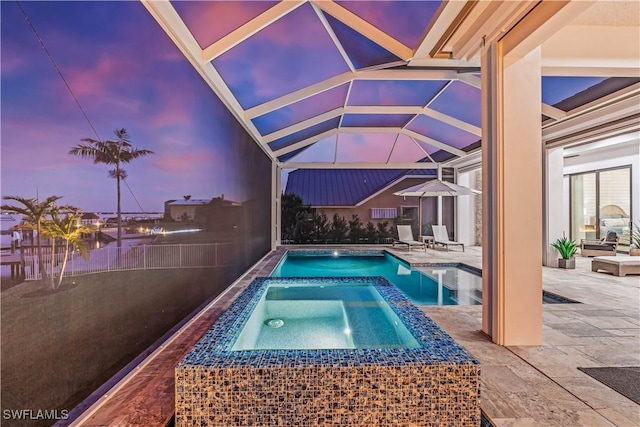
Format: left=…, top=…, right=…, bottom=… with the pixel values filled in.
left=570, top=166, right=632, bottom=249
left=371, top=208, right=397, bottom=219
left=400, top=206, right=418, bottom=220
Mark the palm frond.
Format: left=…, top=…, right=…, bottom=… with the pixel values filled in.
left=2, top=195, right=63, bottom=219
left=108, top=169, right=128, bottom=179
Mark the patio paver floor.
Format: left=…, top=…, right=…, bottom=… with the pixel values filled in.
left=78, top=246, right=639, bottom=426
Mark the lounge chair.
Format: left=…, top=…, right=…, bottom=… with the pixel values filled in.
left=392, top=225, right=426, bottom=252
left=432, top=225, right=464, bottom=252
left=580, top=231, right=618, bottom=257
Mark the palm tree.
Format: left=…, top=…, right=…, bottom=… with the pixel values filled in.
left=69, top=129, right=153, bottom=250
left=41, top=209, right=92, bottom=288
left=1, top=195, right=63, bottom=284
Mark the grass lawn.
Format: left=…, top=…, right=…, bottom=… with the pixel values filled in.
left=1, top=266, right=238, bottom=426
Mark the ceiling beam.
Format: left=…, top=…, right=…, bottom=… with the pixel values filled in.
left=407, top=58, right=481, bottom=69
left=339, top=127, right=402, bottom=134
left=403, top=129, right=466, bottom=157
left=451, top=0, right=538, bottom=60
left=502, top=1, right=596, bottom=59
left=386, top=134, right=401, bottom=164
left=408, top=135, right=432, bottom=159
left=312, top=2, right=355, bottom=72
left=245, top=71, right=353, bottom=119
left=245, top=69, right=458, bottom=119
left=541, top=104, right=567, bottom=121
left=457, top=73, right=481, bottom=88
left=201, top=1, right=305, bottom=63
left=411, top=0, right=471, bottom=61
left=264, top=105, right=426, bottom=143
left=273, top=129, right=338, bottom=157
left=345, top=106, right=423, bottom=115
left=357, top=69, right=458, bottom=80
left=263, top=107, right=344, bottom=143
left=423, top=107, right=481, bottom=136
left=310, top=0, right=413, bottom=60
left=282, top=162, right=439, bottom=169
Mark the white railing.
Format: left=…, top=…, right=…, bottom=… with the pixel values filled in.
left=23, top=243, right=239, bottom=281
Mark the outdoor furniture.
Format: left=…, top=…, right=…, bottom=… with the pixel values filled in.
left=419, top=235, right=435, bottom=249
left=592, top=256, right=640, bottom=277
left=393, top=225, right=426, bottom=252
left=580, top=231, right=619, bottom=257
left=432, top=225, right=465, bottom=252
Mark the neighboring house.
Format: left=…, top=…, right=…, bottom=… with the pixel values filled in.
left=285, top=168, right=455, bottom=236
left=166, top=199, right=211, bottom=221
left=166, top=196, right=243, bottom=225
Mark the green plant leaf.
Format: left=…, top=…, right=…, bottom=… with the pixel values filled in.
left=551, top=235, right=578, bottom=259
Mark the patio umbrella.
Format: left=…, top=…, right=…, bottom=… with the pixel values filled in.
left=393, top=180, right=480, bottom=231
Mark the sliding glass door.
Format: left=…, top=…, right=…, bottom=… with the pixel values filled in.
left=599, top=168, right=632, bottom=245
left=570, top=173, right=597, bottom=241
left=570, top=166, right=632, bottom=249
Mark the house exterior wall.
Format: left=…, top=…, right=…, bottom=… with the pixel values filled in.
left=316, top=177, right=455, bottom=237
left=170, top=205, right=201, bottom=221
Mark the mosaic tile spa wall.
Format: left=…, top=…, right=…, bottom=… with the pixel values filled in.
left=176, top=277, right=480, bottom=426
left=1, top=2, right=272, bottom=424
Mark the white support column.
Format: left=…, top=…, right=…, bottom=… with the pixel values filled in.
left=276, top=166, right=282, bottom=248
left=271, top=162, right=281, bottom=250
left=544, top=147, right=565, bottom=266
left=437, top=165, right=443, bottom=226
left=457, top=171, right=474, bottom=247
left=481, top=41, right=543, bottom=346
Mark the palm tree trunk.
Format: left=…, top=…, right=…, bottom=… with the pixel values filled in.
left=116, top=169, right=122, bottom=251
left=50, top=237, right=57, bottom=289
left=58, top=240, right=70, bottom=288
left=36, top=220, right=49, bottom=285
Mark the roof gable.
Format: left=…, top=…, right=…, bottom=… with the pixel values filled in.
left=285, top=169, right=406, bottom=206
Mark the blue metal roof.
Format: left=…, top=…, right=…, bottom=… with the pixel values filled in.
left=285, top=167, right=462, bottom=207
left=285, top=169, right=407, bottom=206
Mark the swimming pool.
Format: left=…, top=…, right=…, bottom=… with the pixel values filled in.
left=271, top=249, right=482, bottom=306
left=232, top=281, right=420, bottom=350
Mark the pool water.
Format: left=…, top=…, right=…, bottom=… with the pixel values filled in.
left=271, top=252, right=482, bottom=306
left=232, top=282, right=420, bottom=350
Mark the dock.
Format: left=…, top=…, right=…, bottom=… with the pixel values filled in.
left=1, top=252, right=24, bottom=279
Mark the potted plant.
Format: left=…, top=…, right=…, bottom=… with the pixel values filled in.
left=551, top=235, right=578, bottom=269
left=630, top=222, right=640, bottom=256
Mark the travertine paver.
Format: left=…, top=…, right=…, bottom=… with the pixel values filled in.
left=79, top=246, right=640, bottom=426
left=410, top=247, right=639, bottom=427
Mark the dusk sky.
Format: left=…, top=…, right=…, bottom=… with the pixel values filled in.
left=1, top=1, right=609, bottom=213
left=1, top=1, right=253, bottom=213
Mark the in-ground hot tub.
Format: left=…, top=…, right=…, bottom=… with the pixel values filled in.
left=175, top=277, right=480, bottom=426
